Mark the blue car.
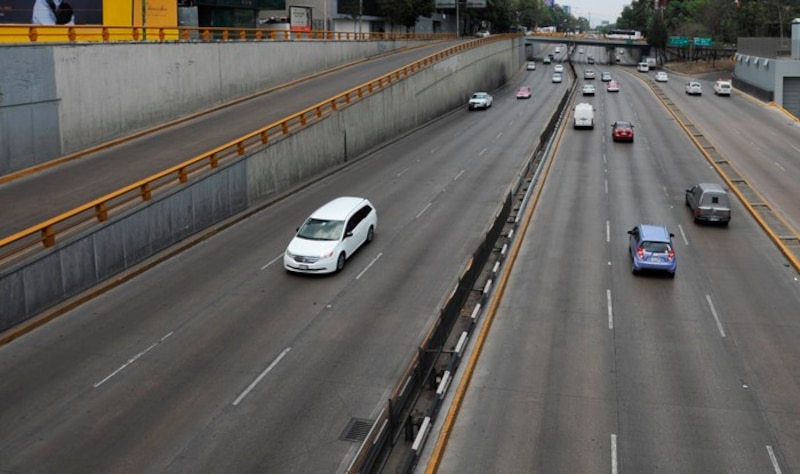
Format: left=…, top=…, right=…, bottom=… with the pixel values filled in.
left=627, top=224, right=676, bottom=278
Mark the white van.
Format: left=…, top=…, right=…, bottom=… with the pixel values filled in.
left=713, top=80, right=732, bottom=96
left=637, top=62, right=649, bottom=72
left=284, top=197, right=377, bottom=274
left=573, top=103, right=595, bottom=129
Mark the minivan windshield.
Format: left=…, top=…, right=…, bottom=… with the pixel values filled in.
left=297, top=218, right=344, bottom=240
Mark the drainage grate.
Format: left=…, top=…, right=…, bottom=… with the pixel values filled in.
left=340, top=418, right=373, bottom=443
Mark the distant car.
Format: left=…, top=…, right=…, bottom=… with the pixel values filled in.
left=714, top=80, right=732, bottom=96
left=637, top=62, right=650, bottom=72
left=627, top=224, right=677, bottom=278
left=468, top=92, right=493, bottom=110
left=476, top=29, right=490, bottom=38
left=617, top=48, right=625, bottom=55
left=526, top=61, right=536, bottom=70
left=578, top=48, right=585, bottom=54
left=284, top=197, right=377, bottom=274
left=582, top=84, right=596, bottom=95
left=611, top=121, right=634, bottom=142
left=516, top=86, right=532, bottom=99
left=685, top=182, right=731, bottom=225
left=552, top=73, right=563, bottom=83
left=554, top=64, right=564, bottom=73
left=584, top=69, right=596, bottom=80
left=601, top=71, right=612, bottom=82
left=543, top=56, right=552, bottom=64
left=606, top=80, right=620, bottom=92
left=555, top=47, right=561, bottom=53
left=685, top=81, right=703, bottom=95
left=587, top=56, right=595, bottom=64
left=655, top=71, right=669, bottom=82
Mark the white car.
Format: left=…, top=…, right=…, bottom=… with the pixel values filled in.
left=526, top=61, right=536, bottom=70
left=476, top=30, right=490, bottom=38
left=578, top=48, right=585, bottom=54
left=554, top=64, right=564, bottom=73
left=284, top=197, right=377, bottom=274
left=714, top=80, right=732, bottom=96
left=582, top=84, right=596, bottom=95
left=655, top=71, right=669, bottom=82
left=468, top=92, right=493, bottom=110
left=583, top=69, right=595, bottom=80
left=601, top=71, right=612, bottom=82
left=552, top=73, right=563, bottom=83
left=685, top=81, right=703, bottom=95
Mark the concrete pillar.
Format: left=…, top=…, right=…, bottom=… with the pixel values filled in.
left=792, top=18, right=800, bottom=59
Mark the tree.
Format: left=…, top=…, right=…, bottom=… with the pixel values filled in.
left=377, top=0, right=435, bottom=30
left=648, top=11, right=668, bottom=65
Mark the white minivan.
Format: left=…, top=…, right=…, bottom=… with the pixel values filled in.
left=573, top=102, right=595, bottom=129
left=637, top=62, right=649, bottom=72
left=284, top=197, right=377, bottom=274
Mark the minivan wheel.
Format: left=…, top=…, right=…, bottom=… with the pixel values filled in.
left=336, top=253, right=346, bottom=272
left=366, top=226, right=374, bottom=244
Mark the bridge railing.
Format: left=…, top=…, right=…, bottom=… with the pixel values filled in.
left=0, top=24, right=453, bottom=44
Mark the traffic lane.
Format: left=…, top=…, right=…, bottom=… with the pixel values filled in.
left=604, top=81, right=797, bottom=472
left=0, top=40, right=463, bottom=238
left=0, top=77, right=557, bottom=472
left=657, top=76, right=800, bottom=231
left=437, top=109, right=617, bottom=474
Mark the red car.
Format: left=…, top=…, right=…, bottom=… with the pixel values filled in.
left=611, top=121, right=634, bottom=142
left=607, top=80, right=620, bottom=92
left=516, top=86, right=532, bottom=99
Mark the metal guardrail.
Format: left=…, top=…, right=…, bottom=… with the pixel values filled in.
left=0, top=25, right=452, bottom=44
left=0, top=37, right=501, bottom=267
left=647, top=82, right=800, bottom=272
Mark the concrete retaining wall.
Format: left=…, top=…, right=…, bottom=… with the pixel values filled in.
left=0, top=39, right=423, bottom=175
left=0, top=38, right=526, bottom=332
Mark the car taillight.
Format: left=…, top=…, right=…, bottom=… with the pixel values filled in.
left=667, top=249, right=675, bottom=261
left=637, top=247, right=645, bottom=259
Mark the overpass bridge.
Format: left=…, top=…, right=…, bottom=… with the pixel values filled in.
left=524, top=34, right=651, bottom=58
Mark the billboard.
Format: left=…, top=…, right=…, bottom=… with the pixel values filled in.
left=0, top=0, right=103, bottom=25
left=289, top=5, right=310, bottom=31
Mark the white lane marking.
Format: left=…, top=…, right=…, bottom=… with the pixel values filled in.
left=479, top=148, right=488, bottom=156
left=233, top=347, right=291, bottom=406
left=605, top=178, right=609, bottom=194
left=430, top=146, right=439, bottom=154
left=677, top=224, right=689, bottom=246
left=774, top=162, right=786, bottom=172
left=606, top=220, right=610, bottom=243
left=791, top=145, right=800, bottom=154
left=495, top=132, right=503, bottom=140
left=607, top=289, right=614, bottom=330
left=356, top=252, right=383, bottom=280
left=416, top=203, right=433, bottom=219
left=663, top=186, right=669, bottom=198
left=261, top=254, right=283, bottom=270
left=603, top=154, right=607, bottom=165
left=454, top=169, right=465, bottom=181
left=94, top=332, right=174, bottom=388
left=767, top=445, right=783, bottom=474
left=397, top=167, right=409, bottom=177
left=611, top=434, right=618, bottom=474
left=706, top=294, right=726, bottom=338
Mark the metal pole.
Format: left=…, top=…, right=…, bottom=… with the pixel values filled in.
left=456, top=0, right=459, bottom=38
left=359, top=0, right=363, bottom=39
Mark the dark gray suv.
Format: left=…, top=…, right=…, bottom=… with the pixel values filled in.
left=685, top=183, right=731, bottom=225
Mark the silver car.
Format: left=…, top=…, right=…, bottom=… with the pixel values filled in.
left=685, top=183, right=731, bottom=225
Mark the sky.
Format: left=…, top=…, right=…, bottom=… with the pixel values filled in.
left=563, top=1, right=628, bottom=27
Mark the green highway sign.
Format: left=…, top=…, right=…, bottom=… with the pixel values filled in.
left=694, top=37, right=712, bottom=46
left=669, top=36, right=689, bottom=46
